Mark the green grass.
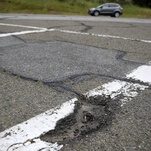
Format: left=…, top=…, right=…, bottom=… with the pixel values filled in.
left=123, top=4, right=151, bottom=18
left=0, top=0, right=151, bottom=18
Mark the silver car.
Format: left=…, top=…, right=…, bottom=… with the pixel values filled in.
left=88, top=3, right=123, bottom=17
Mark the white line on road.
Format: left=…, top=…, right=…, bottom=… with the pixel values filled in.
left=0, top=63, right=151, bottom=151
left=0, top=99, right=77, bottom=151
left=0, top=23, right=46, bottom=30
left=0, top=23, right=151, bottom=43
left=126, top=65, right=151, bottom=84
left=0, top=23, right=49, bottom=38
left=0, top=29, right=48, bottom=38
left=51, top=29, right=151, bottom=43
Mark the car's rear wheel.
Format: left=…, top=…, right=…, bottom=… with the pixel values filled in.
left=93, top=11, right=99, bottom=16
left=114, top=12, right=120, bottom=17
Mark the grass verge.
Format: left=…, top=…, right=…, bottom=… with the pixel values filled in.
left=0, top=0, right=151, bottom=18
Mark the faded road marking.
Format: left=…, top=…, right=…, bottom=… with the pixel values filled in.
left=0, top=63, right=150, bottom=151
left=0, top=23, right=46, bottom=30
left=86, top=80, right=147, bottom=106
left=0, top=23, right=48, bottom=38
left=51, top=29, right=151, bottom=43
left=0, top=29, right=48, bottom=37
left=0, top=23, right=151, bottom=43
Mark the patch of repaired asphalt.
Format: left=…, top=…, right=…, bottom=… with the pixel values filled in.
left=40, top=95, right=120, bottom=144
left=0, top=41, right=139, bottom=82
left=19, top=31, right=150, bottom=64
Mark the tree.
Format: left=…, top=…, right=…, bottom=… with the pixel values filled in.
left=132, top=0, right=151, bottom=8
left=97, top=0, right=131, bottom=5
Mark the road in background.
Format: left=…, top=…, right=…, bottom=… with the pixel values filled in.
left=0, top=14, right=151, bottom=150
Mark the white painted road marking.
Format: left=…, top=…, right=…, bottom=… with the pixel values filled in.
left=0, top=23, right=151, bottom=43
left=0, top=29, right=48, bottom=38
left=86, top=80, right=147, bottom=106
left=51, top=29, right=151, bottom=43
left=0, top=23, right=46, bottom=30
left=0, top=99, right=76, bottom=151
left=0, top=23, right=48, bottom=37
left=127, top=65, right=151, bottom=84
left=0, top=63, right=151, bottom=151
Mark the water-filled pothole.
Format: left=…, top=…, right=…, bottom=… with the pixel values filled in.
left=40, top=95, right=119, bottom=143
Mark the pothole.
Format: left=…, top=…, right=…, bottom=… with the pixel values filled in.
left=40, top=95, right=118, bottom=143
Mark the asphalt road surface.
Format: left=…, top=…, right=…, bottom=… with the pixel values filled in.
left=0, top=14, right=151, bottom=151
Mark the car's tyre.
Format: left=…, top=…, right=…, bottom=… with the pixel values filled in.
left=114, top=12, right=120, bottom=17
left=93, top=11, right=99, bottom=16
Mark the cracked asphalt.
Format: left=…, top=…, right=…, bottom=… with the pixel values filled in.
left=0, top=14, right=151, bottom=150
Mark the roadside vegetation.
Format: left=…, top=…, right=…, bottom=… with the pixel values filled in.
left=0, top=0, right=151, bottom=18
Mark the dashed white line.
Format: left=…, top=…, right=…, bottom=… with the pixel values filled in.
left=0, top=63, right=151, bottom=151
